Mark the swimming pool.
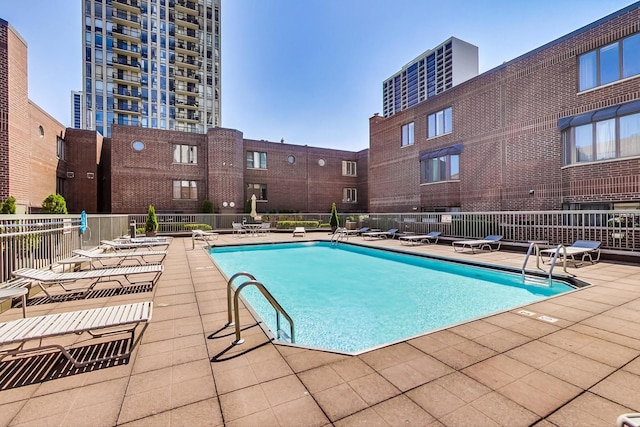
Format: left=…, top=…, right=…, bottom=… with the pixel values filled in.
left=208, top=242, right=576, bottom=354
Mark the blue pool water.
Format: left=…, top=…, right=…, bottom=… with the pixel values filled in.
left=208, top=242, right=574, bottom=353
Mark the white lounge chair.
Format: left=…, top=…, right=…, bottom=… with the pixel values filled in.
left=539, top=240, right=601, bottom=266
left=0, top=301, right=152, bottom=368
left=192, top=229, right=219, bottom=248
left=292, top=227, right=306, bottom=237
left=618, top=413, right=640, bottom=427
left=12, top=265, right=163, bottom=299
left=58, top=248, right=167, bottom=269
left=452, top=235, right=503, bottom=253
left=362, top=228, right=399, bottom=240
left=101, top=239, right=170, bottom=251
left=399, top=231, right=441, bottom=246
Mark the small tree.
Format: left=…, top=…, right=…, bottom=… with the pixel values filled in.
left=41, top=194, right=68, bottom=214
left=329, top=202, right=340, bottom=232
left=145, top=204, right=158, bottom=233
left=202, top=199, right=214, bottom=213
left=1, top=196, right=16, bottom=214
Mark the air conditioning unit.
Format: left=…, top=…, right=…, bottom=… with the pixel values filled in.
left=66, top=172, right=75, bottom=178
left=87, top=172, right=95, bottom=179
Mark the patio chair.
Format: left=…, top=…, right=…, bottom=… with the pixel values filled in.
left=232, top=222, right=247, bottom=237
left=192, top=229, right=219, bottom=248
left=59, top=248, right=167, bottom=269
left=399, top=231, right=442, bottom=246
left=292, top=227, right=306, bottom=237
left=0, top=301, right=152, bottom=368
left=452, top=235, right=503, bottom=253
left=259, top=222, right=271, bottom=235
left=362, top=228, right=399, bottom=240
left=539, top=240, right=601, bottom=266
left=12, top=264, right=163, bottom=299
left=343, top=227, right=370, bottom=236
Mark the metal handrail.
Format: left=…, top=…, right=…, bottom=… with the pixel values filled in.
left=231, top=280, right=295, bottom=345
left=522, top=242, right=568, bottom=286
left=225, top=272, right=256, bottom=326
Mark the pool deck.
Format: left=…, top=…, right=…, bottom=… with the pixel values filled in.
left=1, top=231, right=640, bottom=426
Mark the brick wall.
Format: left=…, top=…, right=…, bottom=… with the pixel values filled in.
left=369, top=4, right=640, bottom=212
left=63, top=128, right=102, bottom=213
left=0, top=21, right=9, bottom=202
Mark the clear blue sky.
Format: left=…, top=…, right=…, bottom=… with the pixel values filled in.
left=1, top=0, right=637, bottom=151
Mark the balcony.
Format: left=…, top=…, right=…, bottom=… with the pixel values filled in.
left=112, top=56, right=141, bottom=70
left=175, top=0, right=198, bottom=15
left=113, top=88, right=141, bottom=100
left=112, top=72, right=141, bottom=86
left=175, top=13, right=199, bottom=30
left=113, top=103, right=141, bottom=113
left=112, top=10, right=141, bottom=27
left=175, top=28, right=198, bottom=43
left=112, top=44, right=142, bottom=58
left=112, top=0, right=140, bottom=13
left=112, top=26, right=140, bottom=42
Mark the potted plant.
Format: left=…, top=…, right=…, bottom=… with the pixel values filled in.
left=145, top=204, right=159, bottom=237
left=329, top=202, right=340, bottom=233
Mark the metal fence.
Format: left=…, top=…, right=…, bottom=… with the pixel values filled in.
left=1, top=210, right=638, bottom=283
left=0, top=214, right=129, bottom=283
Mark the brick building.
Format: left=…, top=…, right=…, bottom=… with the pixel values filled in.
left=106, top=125, right=368, bottom=214
left=369, top=2, right=640, bottom=213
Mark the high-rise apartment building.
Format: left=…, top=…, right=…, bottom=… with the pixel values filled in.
left=71, top=91, right=84, bottom=128
left=382, top=37, right=478, bottom=117
left=82, top=0, right=221, bottom=137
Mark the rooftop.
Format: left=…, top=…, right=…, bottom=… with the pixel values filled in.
left=1, top=233, right=639, bottom=426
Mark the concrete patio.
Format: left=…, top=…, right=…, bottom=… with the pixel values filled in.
left=1, top=231, right=640, bottom=426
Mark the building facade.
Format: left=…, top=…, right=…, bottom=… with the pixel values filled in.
left=106, top=125, right=369, bottom=214
left=82, top=0, right=221, bottom=137
left=369, top=2, right=640, bottom=213
left=71, top=90, right=84, bottom=129
left=382, top=37, right=478, bottom=118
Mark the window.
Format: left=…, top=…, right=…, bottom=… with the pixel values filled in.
left=579, top=33, right=640, bottom=91
left=401, top=122, right=414, bottom=146
left=427, top=107, right=452, bottom=138
left=173, top=144, right=197, bottom=164
left=56, top=137, right=65, bottom=160
left=343, top=188, right=357, bottom=203
left=247, top=151, right=267, bottom=169
left=563, top=112, right=640, bottom=165
left=342, top=160, right=357, bottom=176
left=247, top=183, right=267, bottom=201
left=172, top=180, right=197, bottom=199
left=419, top=145, right=462, bottom=183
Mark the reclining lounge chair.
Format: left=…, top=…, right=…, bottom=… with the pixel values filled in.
left=0, top=301, right=152, bottom=368
left=452, top=235, right=503, bottom=253
left=192, top=229, right=219, bottom=248
left=59, top=248, right=167, bottom=269
left=12, top=264, right=163, bottom=299
left=101, top=239, right=170, bottom=251
left=399, top=231, right=442, bottom=246
left=539, top=240, right=601, bottom=266
left=362, top=228, right=399, bottom=240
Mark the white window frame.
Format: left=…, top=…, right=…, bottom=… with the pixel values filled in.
left=172, top=180, right=197, bottom=199
left=342, top=160, right=357, bottom=176
left=343, top=188, right=357, bottom=203
left=401, top=122, right=414, bottom=146
left=247, top=151, right=267, bottom=169
left=427, top=107, right=452, bottom=138
left=173, top=144, right=197, bottom=164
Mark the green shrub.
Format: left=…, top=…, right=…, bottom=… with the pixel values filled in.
left=1, top=196, right=16, bottom=214
left=41, top=194, right=68, bottom=214
left=329, top=202, right=339, bottom=229
left=145, top=205, right=158, bottom=232
left=276, top=220, right=320, bottom=229
left=184, top=223, right=213, bottom=231
left=202, top=199, right=214, bottom=213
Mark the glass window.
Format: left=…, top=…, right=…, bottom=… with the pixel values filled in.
left=620, top=112, right=640, bottom=157
left=343, top=188, right=357, bottom=203
left=623, top=33, right=640, bottom=78
left=595, top=119, right=616, bottom=160
left=600, top=43, right=619, bottom=85
left=575, top=124, right=593, bottom=162
left=401, top=122, right=414, bottom=146
left=246, top=151, right=267, bottom=169
left=342, top=161, right=357, bottom=176
left=246, top=183, right=267, bottom=201
left=173, top=144, right=197, bottom=164
left=173, top=180, right=197, bottom=199
left=420, top=153, right=460, bottom=183
left=428, top=107, right=452, bottom=138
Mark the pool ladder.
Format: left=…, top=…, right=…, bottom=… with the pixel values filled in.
left=521, top=242, right=570, bottom=286
left=225, top=272, right=295, bottom=345
left=330, top=228, right=347, bottom=245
